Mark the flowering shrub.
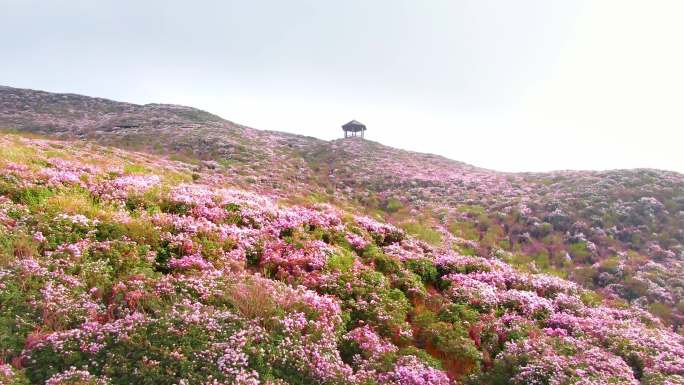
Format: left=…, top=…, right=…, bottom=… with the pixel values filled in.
left=379, top=356, right=451, bottom=385
left=44, top=367, right=111, bottom=385
left=476, top=335, right=640, bottom=385
left=93, top=174, right=161, bottom=201
left=345, top=324, right=397, bottom=359
left=345, top=233, right=369, bottom=250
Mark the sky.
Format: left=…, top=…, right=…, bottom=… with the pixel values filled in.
left=1, top=0, right=683, bottom=173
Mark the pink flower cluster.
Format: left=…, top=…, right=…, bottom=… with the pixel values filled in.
left=45, top=367, right=111, bottom=385
left=261, top=239, right=332, bottom=279
left=169, top=254, right=213, bottom=271
left=501, top=336, right=639, bottom=385
left=378, top=356, right=451, bottom=385
left=345, top=324, right=397, bottom=358
left=355, top=215, right=401, bottom=235
left=346, top=233, right=369, bottom=250
left=39, top=167, right=82, bottom=186
left=93, top=174, right=161, bottom=200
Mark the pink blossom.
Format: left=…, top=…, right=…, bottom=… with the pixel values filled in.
left=33, top=231, right=47, bottom=243
left=345, top=324, right=397, bottom=358
left=169, top=254, right=213, bottom=271
left=346, top=233, right=369, bottom=249
left=378, top=356, right=451, bottom=385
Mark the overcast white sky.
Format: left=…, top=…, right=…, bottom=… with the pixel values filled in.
left=1, top=0, right=683, bottom=172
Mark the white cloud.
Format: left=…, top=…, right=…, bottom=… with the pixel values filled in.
left=1, top=0, right=682, bottom=172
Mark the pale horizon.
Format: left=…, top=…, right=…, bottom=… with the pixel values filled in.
left=2, top=0, right=683, bottom=173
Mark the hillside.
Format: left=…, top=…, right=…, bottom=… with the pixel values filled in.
left=0, top=86, right=683, bottom=385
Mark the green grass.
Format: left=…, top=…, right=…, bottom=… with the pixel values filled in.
left=457, top=204, right=486, bottom=216
left=383, top=197, right=404, bottom=213
left=0, top=138, right=39, bottom=164
left=401, top=222, right=442, bottom=245
left=448, top=221, right=480, bottom=241
left=43, top=150, right=67, bottom=158
left=568, top=242, right=590, bottom=260
left=123, top=163, right=150, bottom=174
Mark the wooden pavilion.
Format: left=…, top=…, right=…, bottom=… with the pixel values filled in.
left=342, top=120, right=366, bottom=138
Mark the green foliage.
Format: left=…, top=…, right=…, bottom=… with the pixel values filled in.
left=26, top=316, right=247, bottom=385
left=413, top=309, right=438, bottom=328
left=0, top=183, right=54, bottom=208
left=579, top=290, right=602, bottom=307
left=623, top=276, right=650, bottom=300
left=397, top=346, right=443, bottom=369
left=123, top=163, right=149, bottom=174
left=568, top=242, right=590, bottom=261
left=383, top=197, right=404, bottom=213
left=648, top=302, right=673, bottom=325
left=457, top=205, right=486, bottom=216
left=245, top=242, right=263, bottom=268
left=0, top=276, right=43, bottom=361
left=339, top=335, right=363, bottom=365
left=572, top=267, right=599, bottom=289
left=481, top=224, right=504, bottom=247
left=531, top=222, right=553, bottom=238
left=439, top=303, right=480, bottom=324
left=153, top=240, right=181, bottom=273
left=327, top=250, right=356, bottom=273
left=307, top=191, right=330, bottom=204
left=2, top=232, right=38, bottom=266
left=101, top=216, right=160, bottom=246
left=508, top=251, right=553, bottom=273
left=321, top=269, right=410, bottom=335
left=598, top=256, right=620, bottom=274
left=393, top=271, right=428, bottom=299
left=456, top=245, right=478, bottom=256
left=401, top=222, right=442, bottom=245
left=364, top=245, right=402, bottom=275
left=159, top=197, right=191, bottom=215
left=194, top=232, right=237, bottom=265
left=449, top=221, right=480, bottom=241
left=0, top=232, right=14, bottom=267
left=468, top=357, right=518, bottom=385
left=419, top=321, right=482, bottom=368
left=369, top=228, right=405, bottom=247
left=404, top=258, right=439, bottom=284
left=82, top=240, right=156, bottom=286
left=95, top=221, right=128, bottom=241
left=124, top=189, right=162, bottom=212
left=37, top=216, right=91, bottom=249
left=39, top=188, right=104, bottom=218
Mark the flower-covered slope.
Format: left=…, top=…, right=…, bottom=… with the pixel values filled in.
left=3, top=85, right=684, bottom=330
left=307, top=138, right=684, bottom=329
left=0, top=85, right=325, bottom=198
left=1, top=133, right=683, bottom=385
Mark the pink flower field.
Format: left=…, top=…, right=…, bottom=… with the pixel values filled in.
left=0, top=87, right=683, bottom=385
